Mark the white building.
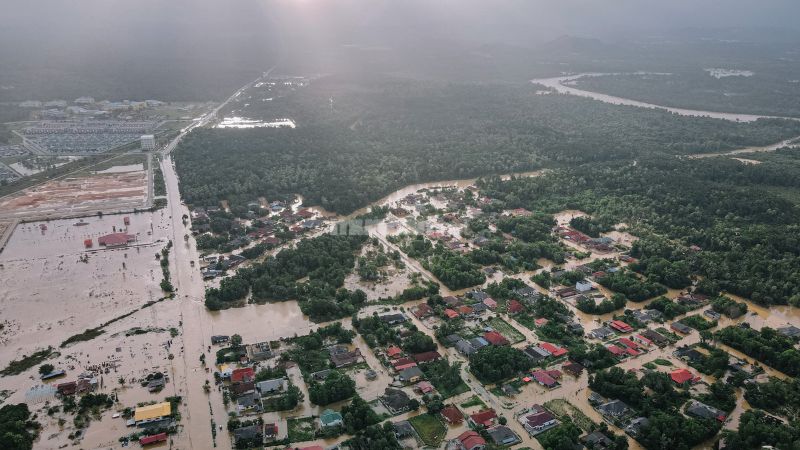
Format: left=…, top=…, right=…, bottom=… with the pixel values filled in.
left=140, top=134, right=155, bottom=151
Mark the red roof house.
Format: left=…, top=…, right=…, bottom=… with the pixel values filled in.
left=412, top=351, right=442, bottom=363
left=457, top=430, right=487, bottom=450
left=610, top=320, right=634, bottom=333
left=386, top=346, right=402, bottom=358
left=413, top=303, right=433, bottom=319
left=508, top=299, right=524, bottom=314
left=483, top=298, right=497, bottom=309
left=230, top=367, right=255, bottom=384
left=98, top=232, right=136, bottom=247
left=444, top=309, right=460, bottom=319
left=441, top=405, right=463, bottom=424
left=140, top=433, right=168, bottom=445
left=416, top=381, right=435, bottom=394
left=458, top=305, right=474, bottom=316
left=539, top=342, right=567, bottom=357
left=670, top=368, right=695, bottom=385
left=618, top=338, right=639, bottom=349
left=484, top=331, right=510, bottom=346
left=531, top=370, right=558, bottom=388
left=606, top=344, right=625, bottom=356
left=469, top=409, right=497, bottom=427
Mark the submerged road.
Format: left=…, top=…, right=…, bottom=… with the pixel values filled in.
left=155, top=67, right=275, bottom=450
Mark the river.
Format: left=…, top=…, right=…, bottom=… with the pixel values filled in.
left=531, top=73, right=800, bottom=124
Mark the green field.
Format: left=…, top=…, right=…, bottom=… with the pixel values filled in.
left=409, top=413, right=447, bottom=447
left=486, top=317, right=526, bottom=344
left=287, top=416, right=316, bottom=443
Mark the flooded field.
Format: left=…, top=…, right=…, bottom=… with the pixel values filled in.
left=0, top=168, right=149, bottom=221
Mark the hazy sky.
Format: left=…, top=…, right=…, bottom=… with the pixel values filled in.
left=1, top=0, right=798, bottom=100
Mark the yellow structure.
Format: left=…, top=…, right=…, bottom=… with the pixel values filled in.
left=134, top=402, right=172, bottom=422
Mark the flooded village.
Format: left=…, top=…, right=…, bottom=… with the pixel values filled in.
left=2, top=144, right=798, bottom=450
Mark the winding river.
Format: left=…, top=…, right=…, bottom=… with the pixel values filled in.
left=531, top=73, right=800, bottom=123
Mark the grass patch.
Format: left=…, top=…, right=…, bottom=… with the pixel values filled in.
left=486, top=317, right=526, bottom=344
left=543, top=399, right=596, bottom=432
left=409, top=413, right=447, bottom=447
left=287, top=416, right=316, bottom=443
left=643, top=362, right=657, bottom=370
left=459, top=395, right=486, bottom=409
left=60, top=296, right=170, bottom=348
left=653, top=358, right=673, bottom=366
left=0, top=348, right=55, bottom=377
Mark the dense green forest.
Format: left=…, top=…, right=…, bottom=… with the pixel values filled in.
left=174, top=76, right=800, bottom=215
left=479, top=150, right=800, bottom=306
left=573, top=71, right=800, bottom=118
left=0, top=404, right=39, bottom=450
left=715, top=326, right=800, bottom=377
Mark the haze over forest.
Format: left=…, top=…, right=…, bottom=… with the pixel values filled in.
left=3, top=0, right=800, bottom=100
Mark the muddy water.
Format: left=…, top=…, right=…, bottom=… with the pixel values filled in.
left=531, top=74, right=797, bottom=123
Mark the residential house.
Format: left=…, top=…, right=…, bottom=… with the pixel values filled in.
left=469, top=409, right=497, bottom=428
left=394, top=420, right=415, bottom=439
left=412, top=351, right=442, bottom=363
left=778, top=325, right=800, bottom=340
left=247, top=342, right=274, bottom=361
left=468, top=337, right=490, bottom=351
left=416, top=381, right=435, bottom=395
left=413, top=303, right=433, bottom=319
left=380, top=313, right=407, bottom=325
left=670, top=368, right=697, bottom=385
left=231, top=381, right=255, bottom=397
left=330, top=348, right=362, bottom=368
left=231, top=367, right=255, bottom=384
left=686, top=401, right=727, bottom=422
left=456, top=430, right=487, bottom=450
left=590, top=327, right=616, bottom=340
left=487, top=426, right=520, bottom=446
left=562, top=362, right=584, bottom=377
left=631, top=309, right=663, bottom=323
left=624, top=417, right=650, bottom=437
left=671, top=322, right=692, bottom=334
left=567, top=322, right=585, bottom=335
left=237, top=391, right=262, bottom=413
left=232, top=425, right=263, bottom=447
left=484, top=331, right=510, bottom=346
left=576, top=280, right=593, bottom=293
left=539, top=342, right=567, bottom=357
left=441, top=405, right=464, bottom=425
left=256, top=378, right=286, bottom=396
left=211, top=335, right=230, bottom=345
left=582, top=431, right=614, bottom=449
left=507, top=299, right=524, bottom=314
left=380, top=388, right=412, bottom=415
left=399, top=366, right=424, bottom=383
left=597, top=400, right=630, bottom=419
left=640, top=329, right=670, bottom=347
left=674, top=346, right=704, bottom=364
left=264, top=423, right=278, bottom=440
left=607, top=344, right=626, bottom=357
left=320, top=409, right=344, bottom=428
left=140, top=432, right=168, bottom=446
left=704, top=310, right=722, bottom=320
left=386, top=346, right=403, bottom=359
left=483, top=298, right=497, bottom=309
left=444, top=309, right=460, bottom=320
left=134, top=402, right=172, bottom=426
left=524, top=345, right=550, bottom=363
left=609, top=320, right=634, bottom=333
left=531, top=370, right=559, bottom=389
left=518, top=405, right=558, bottom=436
left=456, top=340, right=477, bottom=356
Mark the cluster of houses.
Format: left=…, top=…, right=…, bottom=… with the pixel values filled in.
left=556, top=226, right=616, bottom=253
